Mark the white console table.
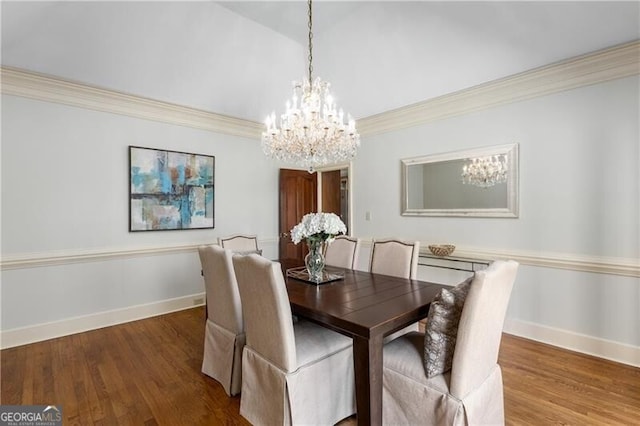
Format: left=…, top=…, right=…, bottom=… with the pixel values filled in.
left=418, top=253, right=491, bottom=273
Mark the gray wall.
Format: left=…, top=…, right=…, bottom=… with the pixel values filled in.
left=1, top=94, right=279, bottom=331
left=1, top=73, right=638, bottom=364
left=353, top=75, right=640, bottom=349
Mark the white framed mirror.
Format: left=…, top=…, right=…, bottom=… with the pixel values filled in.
left=401, top=143, right=519, bottom=217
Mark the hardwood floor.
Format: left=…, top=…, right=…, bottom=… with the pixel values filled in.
left=500, top=334, right=640, bottom=425
left=2, top=307, right=638, bottom=425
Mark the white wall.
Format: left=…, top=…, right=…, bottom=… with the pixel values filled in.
left=352, top=76, right=640, bottom=355
left=1, top=95, right=280, bottom=337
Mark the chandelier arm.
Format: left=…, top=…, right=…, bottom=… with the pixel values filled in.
left=308, top=0, right=313, bottom=85
left=261, top=0, right=360, bottom=173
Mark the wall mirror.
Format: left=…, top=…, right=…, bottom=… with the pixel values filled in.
left=401, top=143, right=519, bottom=217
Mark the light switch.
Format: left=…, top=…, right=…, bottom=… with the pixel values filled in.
left=365, top=211, right=371, bottom=221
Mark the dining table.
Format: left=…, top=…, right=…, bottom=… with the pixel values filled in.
left=281, top=261, right=448, bottom=426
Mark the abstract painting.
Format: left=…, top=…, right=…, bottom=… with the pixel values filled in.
left=129, top=146, right=214, bottom=231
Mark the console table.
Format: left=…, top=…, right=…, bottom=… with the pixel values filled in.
left=418, top=253, right=491, bottom=272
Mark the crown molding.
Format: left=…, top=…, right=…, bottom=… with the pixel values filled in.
left=357, top=40, right=640, bottom=136
left=0, top=66, right=263, bottom=139
left=2, top=41, right=638, bottom=139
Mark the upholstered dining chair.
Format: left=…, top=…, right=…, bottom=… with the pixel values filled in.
left=382, top=260, right=519, bottom=426
left=324, top=235, right=361, bottom=269
left=218, top=234, right=262, bottom=255
left=197, top=245, right=245, bottom=396
left=369, top=238, right=420, bottom=279
left=232, top=254, right=356, bottom=426
left=370, top=238, right=421, bottom=341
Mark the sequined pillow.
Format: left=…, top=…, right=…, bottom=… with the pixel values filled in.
left=423, top=276, right=473, bottom=378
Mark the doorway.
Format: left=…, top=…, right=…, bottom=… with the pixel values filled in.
left=320, top=167, right=350, bottom=234
left=278, top=165, right=352, bottom=263
left=278, top=169, right=317, bottom=263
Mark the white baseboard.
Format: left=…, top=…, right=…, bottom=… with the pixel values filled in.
left=0, top=292, right=206, bottom=350
left=3, top=292, right=637, bottom=369
left=503, top=318, right=640, bottom=368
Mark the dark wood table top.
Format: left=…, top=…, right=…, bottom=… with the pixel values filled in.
left=285, top=265, right=446, bottom=339
left=281, top=260, right=448, bottom=426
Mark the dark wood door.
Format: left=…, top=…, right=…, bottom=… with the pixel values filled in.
left=279, top=169, right=317, bottom=262
left=321, top=170, right=341, bottom=217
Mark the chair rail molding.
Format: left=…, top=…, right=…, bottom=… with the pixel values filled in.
left=0, top=244, right=202, bottom=270
left=450, top=246, right=640, bottom=278
left=357, top=239, right=640, bottom=278
left=0, top=238, right=280, bottom=270
left=2, top=239, right=637, bottom=277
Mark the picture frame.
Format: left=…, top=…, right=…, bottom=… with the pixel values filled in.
left=129, top=146, right=215, bottom=231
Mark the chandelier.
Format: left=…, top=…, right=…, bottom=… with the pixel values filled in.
left=461, top=155, right=508, bottom=188
left=261, top=0, right=360, bottom=173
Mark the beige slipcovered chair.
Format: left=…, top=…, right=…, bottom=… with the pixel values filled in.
left=370, top=238, right=421, bottom=340
left=198, top=245, right=245, bottom=396
left=369, top=238, right=420, bottom=279
left=382, top=260, right=519, bottom=425
left=232, top=254, right=356, bottom=425
left=324, top=235, right=361, bottom=269
left=218, top=234, right=262, bottom=255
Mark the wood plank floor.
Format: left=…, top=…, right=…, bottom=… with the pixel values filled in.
left=2, top=307, right=638, bottom=425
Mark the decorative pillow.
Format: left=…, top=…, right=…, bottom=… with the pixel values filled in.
left=423, top=276, right=473, bottom=378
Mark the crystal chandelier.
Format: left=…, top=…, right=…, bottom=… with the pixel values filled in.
left=461, top=155, right=508, bottom=188
left=261, top=0, right=360, bottom=173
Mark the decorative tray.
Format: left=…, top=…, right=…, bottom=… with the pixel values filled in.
left=286, top=266, right=344, bottom=285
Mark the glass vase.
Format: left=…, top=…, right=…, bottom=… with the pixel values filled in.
left=305, top=239, right=325, bottom=283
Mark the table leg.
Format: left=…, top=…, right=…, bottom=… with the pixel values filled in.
left=352, top=334, right=384, bottom=426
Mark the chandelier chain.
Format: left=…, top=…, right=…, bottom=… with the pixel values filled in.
left=261, top=0, right=360, bottom=173
left=307, top=0, right=313, bottom=85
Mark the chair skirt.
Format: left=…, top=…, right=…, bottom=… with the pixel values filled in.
left=201, top=319, right=245, bottom=396
left=240, top=345, right=355, bottom=425
left=383, top=333, right=504, bottom=426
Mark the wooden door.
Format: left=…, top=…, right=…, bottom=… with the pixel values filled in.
left=279, top=169, right=317, bottom=263
left=321, top=170, right=341, bottom=217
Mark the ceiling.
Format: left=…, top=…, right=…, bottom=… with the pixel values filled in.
left=2, top=1, right=639, bottom=124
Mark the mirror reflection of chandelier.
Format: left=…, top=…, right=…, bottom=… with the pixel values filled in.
left=261, top=0, right=360, bottom=173
left=461, top=155, right=508, bottom=188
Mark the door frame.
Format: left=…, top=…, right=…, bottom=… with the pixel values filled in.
left=316, top=162, right=354, bottom=236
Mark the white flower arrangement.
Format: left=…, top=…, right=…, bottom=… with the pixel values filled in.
left=291, top=212, right=347, bottom=245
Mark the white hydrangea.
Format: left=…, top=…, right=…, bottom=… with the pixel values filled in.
left=290, top=212, right=347, bottom=244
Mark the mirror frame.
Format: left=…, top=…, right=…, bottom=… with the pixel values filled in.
left=401, top=143, right=519, bottom=218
